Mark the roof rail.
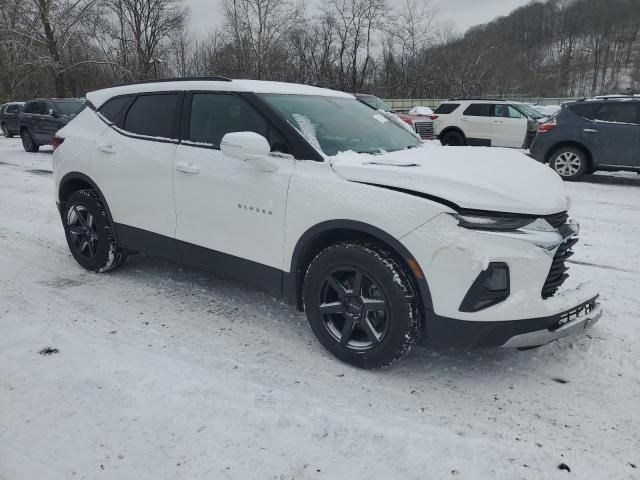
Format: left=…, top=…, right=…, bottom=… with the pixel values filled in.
left=110, top=76, right=232, bottom=88
left=446, top=97, right=509, bottom=102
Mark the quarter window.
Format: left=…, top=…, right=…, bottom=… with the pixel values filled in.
left=434, top=103, right=460, bottom=114
left=596, top=103, right=639, bottom=125
left=188, top=93, right=287, bottom=152
left=7, top=104, right=21, bottom=113
left=124, top=93, right=179, bottom=138
left=99, top=96, right=132, bottom=127
left=463, top=104, right=492, bottom=117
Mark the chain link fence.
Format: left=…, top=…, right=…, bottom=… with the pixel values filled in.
left=384, top=97, right=583, bottom=113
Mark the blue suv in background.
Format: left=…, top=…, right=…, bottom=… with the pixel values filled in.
left=530, top=96, right=640, bottom=181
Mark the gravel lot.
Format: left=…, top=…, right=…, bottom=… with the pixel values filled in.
left=1, top=136, right=639, bottom=479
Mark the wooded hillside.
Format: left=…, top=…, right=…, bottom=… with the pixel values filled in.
left=0, top=0, right=638, bottom=101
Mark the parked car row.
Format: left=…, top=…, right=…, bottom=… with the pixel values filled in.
left=48, top=77, right=601, bottom=369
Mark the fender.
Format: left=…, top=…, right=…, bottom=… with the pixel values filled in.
left=284, top=219, right=434, bottom=317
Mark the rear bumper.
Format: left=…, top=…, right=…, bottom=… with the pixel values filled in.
left=426, top=296, right=601, bottom=348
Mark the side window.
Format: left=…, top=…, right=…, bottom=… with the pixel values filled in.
left=7, top=104, right=21, bottom=114
left=188, top=93, right=288, bottom=153
left=99, top=96, right=132, bottom=127
left=463, top=104, right=491, bottom=117
left=22, top=103, right=33, bottom=114
left=596, top=103, right=639, bottom=125
left=434, top=103, right=460, bottom=114
left=32, top=102, right=45, bottom=115
left=569, top=103, right=600, bottom=120
left=495, top=105, right=522, bottom=119
left=124, top=93, right=179, bottom=138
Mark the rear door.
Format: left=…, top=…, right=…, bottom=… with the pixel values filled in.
left=91, top=92, right=181, bottom=250
left=5, top=104, right=21, bottom=131
left=460, top=103, right=492, bottom=145
left=491, top=104, right=528, bottom=148
left=583, top=102, right=639, bottom=168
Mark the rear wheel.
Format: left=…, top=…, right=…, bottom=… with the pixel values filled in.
left=21, top=129, right=39, bottom=152
left=303, top=242, right=422, bottom=369
left=441, top=130, right=465, bottom=146
left=2, top=123, right=13, bottom=138
left=550, top=147, right=587, bottom=181
left=62, top=189, right=126, bottom=272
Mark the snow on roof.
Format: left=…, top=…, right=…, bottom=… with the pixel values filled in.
left=86, top=79, right=354, bottom=108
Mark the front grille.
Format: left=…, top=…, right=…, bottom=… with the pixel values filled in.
left=542, top=235, right=578, bottom=299
left=414, top=121, right=435, bottom=139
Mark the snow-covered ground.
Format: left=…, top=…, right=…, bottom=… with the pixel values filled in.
left=1, top=136, right=638, bottom=479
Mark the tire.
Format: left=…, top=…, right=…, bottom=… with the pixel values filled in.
left=2, top=123, right=13, bottom=138
left=21, top=129, right=39, bottom=152
left=550, top=147, right=587, bottom=181
left=62, top=189, right=126, bottom=272
left=441, top=130, right=465, bottom=146
left=303, top=242, right=422, bottom=369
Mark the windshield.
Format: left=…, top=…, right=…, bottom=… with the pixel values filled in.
left=55, top=100, right=85, bottom=116
left=514, top=103, right=544, bottom=120
left=259, top=94, right=420, bottom=156
left=358, top=95, right=392, bottom=112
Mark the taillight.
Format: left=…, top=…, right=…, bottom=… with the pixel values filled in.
left=428, top=115, right=439, bottom=120
left=537, top=123, right=557, bottom=134
left=52, top=136, right=65, bottom=151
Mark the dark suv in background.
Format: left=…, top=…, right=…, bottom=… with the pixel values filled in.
left=19, top=98, right=85, bottom=152
left=531, top=96, right=640, bottom=180
left=0, top=102, right=25, bottom=137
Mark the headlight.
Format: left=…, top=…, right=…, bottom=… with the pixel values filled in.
left=452, top=213, right=555, bottom=232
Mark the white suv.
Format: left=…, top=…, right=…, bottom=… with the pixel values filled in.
left=53, top=78, right=601, bottom=369
left=432, top=99, right=545, bottom=148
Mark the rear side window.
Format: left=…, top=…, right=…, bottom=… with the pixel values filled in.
left=434, top=103, right=460, bottom=114
left=188, top=93, right=287, bottom=152
left=24, top=102, right=44, bottom=114
left=7, top=104, right=21, bottom=113
left=124, top=93, right=179, bottom=138
left=596, top=103, right=639, bottom=125
left=569, top=103, right=600, bottom=120
left=463, top=104, right=492, bottom=117
left=99, top=96, right=132, bottom=127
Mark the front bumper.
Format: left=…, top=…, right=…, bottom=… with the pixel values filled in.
left=426, top=296, right=602, bottom=348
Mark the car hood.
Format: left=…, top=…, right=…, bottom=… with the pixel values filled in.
left=330, top=144, right=569, bottom=215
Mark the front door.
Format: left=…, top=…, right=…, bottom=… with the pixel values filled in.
left=492, top=104, right=528, bottom=148
left=173, top=92, right=294, bottom=272
left=583, top=102, right=639, bottom=168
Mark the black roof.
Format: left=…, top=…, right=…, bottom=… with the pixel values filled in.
left=110, top=76, right=232, bottom=88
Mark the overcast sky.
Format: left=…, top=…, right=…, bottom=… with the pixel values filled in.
left=186, top=0, right=531, bottom=35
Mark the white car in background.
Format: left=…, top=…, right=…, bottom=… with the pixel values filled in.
left=430, top=99, right=545, bottom=148
left=52, top=78, right=601, bottom=369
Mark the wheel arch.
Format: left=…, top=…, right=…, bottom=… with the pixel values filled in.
left=546, top=141, right=594, bottom=171
left=58, top=172, right=117, bottom=232
left=285, top=220, right=434, bottom=318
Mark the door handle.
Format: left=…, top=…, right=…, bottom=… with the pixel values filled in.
left=97, top=143, right=116, bottom=154
left=583, top=129, right=598, bottom=133
left=176, top=161, right=200, bottom=174
left=493, top=120, right=503, bottom=124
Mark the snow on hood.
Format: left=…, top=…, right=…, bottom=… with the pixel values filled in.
left=331, top=143, right=570, bottom=216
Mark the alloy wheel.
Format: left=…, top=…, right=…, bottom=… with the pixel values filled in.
left=67, top=205, right=100, bottom=258
left=21, top=131, right=32, bottom=150
left=318, top=268, right=389, bottom=350
left=554, top=151, right=582, bottom=176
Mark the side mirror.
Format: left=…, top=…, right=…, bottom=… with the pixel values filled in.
left=220, top=131, right=280, bottom=172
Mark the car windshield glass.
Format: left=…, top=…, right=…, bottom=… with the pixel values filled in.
left=55, top=100, right=85, bottom=115
left=514, top=103, right=544, bottom=120
left=359, top=95, right=391, bottom=112
left=259, top=94, right=420, bottom=156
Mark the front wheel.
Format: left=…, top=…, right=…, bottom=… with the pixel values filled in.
left=21, top=129, right=39, bottom=152
left=303, top=242, right=422, bottom=369
left=62, top=189, right=126, bottom=272
left=550, top=147, right=587, bottom=181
